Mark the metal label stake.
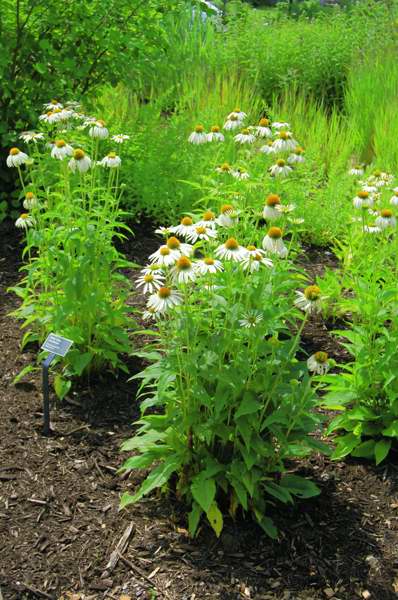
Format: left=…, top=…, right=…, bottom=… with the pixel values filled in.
left=41, top=334, right=74, bottom=436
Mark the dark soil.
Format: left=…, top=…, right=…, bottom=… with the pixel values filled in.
left=1, top=222, right=398, bottom=600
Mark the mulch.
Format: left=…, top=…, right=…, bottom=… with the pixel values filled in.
left=1, top=221, right=398, bottom=600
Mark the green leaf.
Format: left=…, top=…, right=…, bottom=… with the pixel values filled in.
left=321, top=391, right=356, bottom=410
left=127, top=457, right=180, bottom=504
left=305, top=437, right=332, bottom=455
left=331, top=432, right=360, bottom=460
left=13, top=364, right=38, bottom=384
left=327, top=413, right=351, bottom=435
left=188, top=502, right=202, bottom=537
left=118, top=454, right=157, bottom=472
left=120, top=492, right=135, bottom=509
left=374, top=439, right=391, bottom=465
left=206, top=502, right=223, bottom=537
left=191, top=476, right=216, bottom=513
left=351, top=439, right=375, bottom=458
left=254, top=512, right=278, bottom=539
left=382, top=420, right=398, bottom=437
left=68, top=351, right=93, bottom=376
left=280, top=474, right=320, bottom=498
left=121, top=430, right=166, bottom=451
left=236, top=416, right=252, bottom=449
left=347, top=407, right=378, bottom=421
left=264, top=481, right=293, bottom=504
left=235, top=392, right=262, bottom=418
left=230, top=479, right=248, bottom=510
left=54, top=374, right=71, bottom=400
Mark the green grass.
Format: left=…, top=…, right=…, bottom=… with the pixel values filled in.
left=95, top=1, right=398, bottom=245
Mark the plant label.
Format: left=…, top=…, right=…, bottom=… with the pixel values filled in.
left=41, top=333, right=73, bottom=357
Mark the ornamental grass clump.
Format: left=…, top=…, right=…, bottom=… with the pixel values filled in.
left=8, top=100, right=133, bottom=397
left=120, top=108, right=328, bottom=539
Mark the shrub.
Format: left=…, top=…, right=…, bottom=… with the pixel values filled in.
left=120, top=108, right=329, bottom=537
left=8, top=103, right=134, bottom=396
left=120, top=214, right=325, bottom=537
left=318, top=169, right=398, bottom=464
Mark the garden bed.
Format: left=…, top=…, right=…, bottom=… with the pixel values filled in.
left=1, top=222, right=398, bottom=600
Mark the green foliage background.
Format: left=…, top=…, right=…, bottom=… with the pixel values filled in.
left=0, top=0, right=183, bottom=216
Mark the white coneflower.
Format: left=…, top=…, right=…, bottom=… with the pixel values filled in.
left=136, top=271, right=165, bottom=294
left=234, top=128, right=255, bottom=145
left=112, top=134, right=130, bottom=143
left=215, top=162, right=233, bottom=175
left=352, top=190, right=373, bottom=209
left=272, top=121, right=290, bottom=130
left=23, top=192, right=38, bottom=210
left=99, top=152, right=121, bottom=168
left=390, top=192, right=398, bottom=206
left=166, top=236, right=193, bottom=257
left=349, top=165, right=364, bottom=176
left=241, top=245, right=273, bottom=272
left=82, top=117, right=97, bottom=127
left=239, top=310, right=264, bottom=329
left=142, top=307, right=157, bottom=321
left=262, top=227, right=288, bottom=258
left=188, top=125, right=207, bottom=145
left=363, top=225, right=381, bottom=234
left=196, top=210, right=217, bottom=229
left=368, top=208, right=379, bottom=217
left=7, top=148, right=29, bottom=168
left=227, top=108, right=246, bottom=121
left=307, top=351, right=330, bottom=375
left=375, top=209, right=396, bottom=229
left=43, top=100, right=63, bottom=110
left=195, top=257, right=223, bottom=275
left=65, top=100, right=81, bottom=109
left=141, top=263, right=163, bottom=275
left=154, top=226, right=174, bottom=237
left=207, top=125, right=224, bottom=142
left=294, top=285, right=323, bottom=314
left=185, top=224, right=217, bottom=243
left=255, top=118, right=272, bottom=138
left=223, top=114, right=241, bottom=131
left=260, top=141, right=276, bottom=155
left=215, top=237, right=247, bottom=262
left=68, top=148, right=92, bottom=173
left=272, top=131, right=298, bottom=153
left=171, top=256, right=197, bottom=284
left=287, top=146, right=305, bottom=164
left=147, top=287, right=183, bottom=314
left=231, top=167, right=250, bottom=180
left=269, top=159, right=292, bottom=178
left=58, top=108, right=74, bottom=121
left=216, top=204, right=238, bottom=228
left=149, top=243, right=180, bottom=266
left=275, top=203, right=296, bottom=215
left=89, top=120, right=109, bottom=139
left=171, top=216, right=195, bottom=238
left=288, top=217, right=305, bottom=225
left=15, top=213, right=35, bottom=229
left=51, top=139, right=73, bottom=160
left=39, top=108, right=64, bottom=124
left=367, top=170, right=393, bottom=188
left=19, top=131, right=44, bottom=144
left=263, top=194, right=281, bottom=220
left=362, top=185, right=378, bottom=194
